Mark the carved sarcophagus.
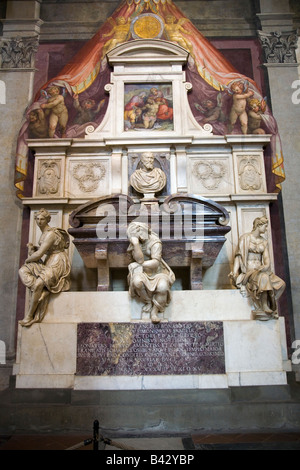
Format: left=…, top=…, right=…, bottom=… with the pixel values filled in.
left=69, top=193, right=231, bottom=291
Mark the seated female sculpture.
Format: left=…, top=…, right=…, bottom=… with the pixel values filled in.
left=127, top=222, right=175, bottom=323
left=19, top=208, right=71, bottom=327
left=230, top=216, right=285, bottom=320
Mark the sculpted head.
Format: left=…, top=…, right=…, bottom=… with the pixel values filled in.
left=35, top=208, right=51, bottom=229
left=140, top=152, right=155, bottom=170
left=252, top=216, right=268, bottom=233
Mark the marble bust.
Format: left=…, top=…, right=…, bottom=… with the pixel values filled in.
left=130, top=152, right=166, bottom=199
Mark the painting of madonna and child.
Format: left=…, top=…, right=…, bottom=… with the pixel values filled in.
left=124, top=83, right=174, bottom=132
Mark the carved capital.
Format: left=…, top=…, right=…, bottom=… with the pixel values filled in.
left=0, top=36, right=39, bottom=69
left=258, top=30, right=298, bottom=64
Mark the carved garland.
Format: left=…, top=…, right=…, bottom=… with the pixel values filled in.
left=192, top=160, right=226, bottom=190
left=73, top=162, right=106, bottom=193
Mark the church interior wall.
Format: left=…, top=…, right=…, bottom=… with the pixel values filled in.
left=1, top=0, right=300, bottom=436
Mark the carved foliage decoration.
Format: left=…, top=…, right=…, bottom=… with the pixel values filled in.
left=0, top=36, right=39, bottom=69
left=238, top=156, right=262, bottom=191
left=192, top=160, right=226, bottom=190
left=37, top=160, right=61, bottom=196
left=258, top=31, right=298, bottom=64
left=73, top=162, right=106, bottom=193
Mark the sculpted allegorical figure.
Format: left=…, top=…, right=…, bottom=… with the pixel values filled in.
left=127, top=222, right=175, bottom=324
left=19, top=208, right=71, bottom=327
left=229, top=216, right=286, bottom=320
left=130, top=152, right=167, bottom=198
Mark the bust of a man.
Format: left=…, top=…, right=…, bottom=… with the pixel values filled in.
left=130, top=152, right=166, bottom=198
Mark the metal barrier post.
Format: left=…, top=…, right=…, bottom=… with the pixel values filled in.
left=93, top=419, right=99, bottom=451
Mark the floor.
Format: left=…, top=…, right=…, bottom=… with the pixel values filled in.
left=1, top=433, right=300, bottom=450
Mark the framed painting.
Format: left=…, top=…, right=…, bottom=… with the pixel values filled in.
left=124, top=83, right=174, bottom=132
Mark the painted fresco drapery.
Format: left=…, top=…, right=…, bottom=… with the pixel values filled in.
left=15, top=0, right=285, bottom=197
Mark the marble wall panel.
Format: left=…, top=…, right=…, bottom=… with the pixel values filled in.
left=66, top=157, right=110, bottom=199
left=224, top=318, right=286, bottom=375
left=188, top=155, right=234, bottom=196
left=33, top=157, right=64, bottom=198
left=19, top=323, right=77, bottom=375
left=202, top=205, right=238, bottom=289
left=233, top=153, right=267, bottom=194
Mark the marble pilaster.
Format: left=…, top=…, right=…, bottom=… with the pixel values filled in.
left=0, top=1, right=41, bottom=366
left=257, top=0, right=300, bottom=362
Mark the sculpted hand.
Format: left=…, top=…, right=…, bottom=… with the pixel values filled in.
left=130, top=236, right=140, bottom=246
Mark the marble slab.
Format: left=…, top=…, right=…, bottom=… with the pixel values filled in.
left=76, top=321, right=225, bottom=376
left=45, top=290, right=253, bottom=323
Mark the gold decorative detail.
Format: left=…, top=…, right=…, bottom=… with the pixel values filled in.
left=134, top=15, right=161, bottom=38
left=131, top=13, right=164, bottom=39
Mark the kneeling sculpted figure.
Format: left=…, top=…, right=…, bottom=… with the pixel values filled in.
left=19, top=208, right=71, bottom=327
left=127, top=222, right=175, bottom=323
left=230, top=216, right=285, bottom=320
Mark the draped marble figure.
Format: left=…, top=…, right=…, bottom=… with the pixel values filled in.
left=127, top=222, right=175, bottom=323
left=19, top=208, right=71, bottom=327
left=230, top=216, right=285, bottom=320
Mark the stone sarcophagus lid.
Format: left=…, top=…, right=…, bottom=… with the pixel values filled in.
left=69, top=193, right=231, bottom=291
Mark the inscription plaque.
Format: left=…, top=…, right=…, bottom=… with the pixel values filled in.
left=76, top=322, right=225, bottom=376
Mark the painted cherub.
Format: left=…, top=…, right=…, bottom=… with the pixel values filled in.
left=101, top=16, right=131, bottom=57
left=73, top=94, right=105, bottom=125
left=27, top=108, right=48, bottom=139
left=226, top=80, right=254, bottom=135
left=164, top=15, right=193, bottom=54
left=195, top=93, right=226, bottom=124
left=247, top=98, right=267, bottom=135
left=40, top=85, right=68, bottom=138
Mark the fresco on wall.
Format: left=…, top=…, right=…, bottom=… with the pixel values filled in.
left=15, top=0, right=285, bottom=197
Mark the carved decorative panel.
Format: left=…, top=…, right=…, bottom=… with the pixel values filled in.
left=36, top=159, right=62, bottom=197
left=188, top=156, right=233, bottom=195
left=66, top=158, right=110, bottom=198
left=235, top=154, right=266, bottom=193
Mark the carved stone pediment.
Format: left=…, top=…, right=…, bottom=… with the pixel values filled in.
left=106, top=38, right=189, bottom=63
left=85, top=38, right=213, bottom=140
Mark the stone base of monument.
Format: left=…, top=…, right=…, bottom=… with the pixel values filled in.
left=13, top=290, right=291, bottom=390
